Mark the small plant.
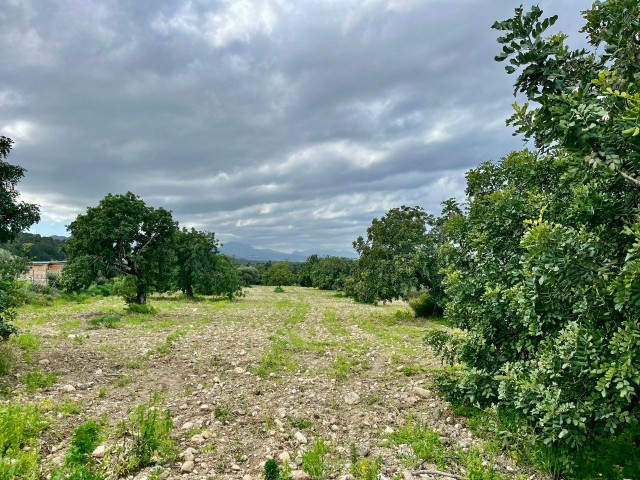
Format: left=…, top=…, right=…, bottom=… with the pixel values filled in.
left=154, top=330, right=186, bottom=356
left=408, top=292, right=438, bottom=318
left=89, top=314, right=121, bottom=329
left=349, top=443, right=382, bottom=480
left=0, top=343, right=16, bottom=376
left=56, top=400, right=83, bottom=416
left=23, top=369, right=58, bottom=392
left=0, top=402, right=48, bottom=479
left=274, top=286, right=285, bottom=293
left=387, top=419, right=446, bottom=469
left=126, top=303, right=157, bottom=314
left=301, top=438, right=328, bottom=480
left=97, top=386, right=107, bottom=398
left=114, top=397, right=175, bottom=475
left=210, top=354, right=221, bottom=367
left=214, top=404, right=232, bottom=423
left=289, top=417, right=313, bottom=430
left=52, top=420, right=104, bottom=480
left=264, top=458, right=281, bottom=480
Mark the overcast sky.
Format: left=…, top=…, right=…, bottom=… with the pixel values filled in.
left=1, top=0, right=590, bottom=253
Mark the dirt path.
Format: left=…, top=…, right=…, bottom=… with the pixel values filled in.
left=6, top=286, right=534, bottom=479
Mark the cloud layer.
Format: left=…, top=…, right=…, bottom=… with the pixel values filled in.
left=1, top=0, right=587, bottom=252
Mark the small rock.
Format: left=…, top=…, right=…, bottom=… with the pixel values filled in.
left=39, top=359, right=50, bottom=365
left=190, top=434, right=205, bottom=444
left=234, top=367, right=246, bottom=374
left=337, top=475, right=355, bottom=480
left=243, top=476, right=252, bottom=480
left=412, top=387, right=430, bottom=399
left=294, top=431, right=307, bottom=444
left=291, top=471, right=310, bottom=480
left=383, top=426, right=394, bottom=434
left=183, top=452, right=195, bottom=462
left=330, top=424, right=339, bottom=432
left=92, top=445, right=106, bottom=458
left=94, top=368, right=103, bottom=376
left=356, top=445, right=370, bottom=457
left=181, top=422, right=195, bottom=430
left=181, top=460, right=195, bottom=473
left=344, top=392, right=360, bottom=405
left=61, top=384, right=76, bottom=392
left=278, top=451, right=291, bottom=462
left=201, top=430, right=212, bottom=439
left=200, top=404, right=210, bottom=411
left=231, top=464, right=241, bottom=471
left=433, top=406, right=441, bottom=421
left=67, top=334, right=77, bottom=339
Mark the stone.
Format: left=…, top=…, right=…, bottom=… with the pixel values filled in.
left=231, top=464, right=241, bottom=471
left=412, top=387, right=430, bottom=399
left=190, top=434, right=205, bottom=444
left=181, top=421, right=194, bottom=430
left=291, top=471, right=310, bottom=480
left=243, top=476, right=252, bottom=480
left=201, top=430, right=212, bottom=439
left=234, top=367, right=246, bottom=374
left=337, top=475, right=355, bottom=480
left=94, top=368, right=103, bottom=376
left=344, top=392, right=360, bottom=405
left=200, top=404, right=210, bottom=411
left=61, top=384, right=76, bottom=392
left=330, top=424, right=339, bottom=432
left=294, top=431, right=307, bottom=444
left=92, top=445, right=106, bottom=458
left=278, top=451, right=291, bottom=462
left=433, top=406, right=441, bottom=421
left=181, top=460, right=195, bottom=473
left=383, top=426, right=394, bottom=434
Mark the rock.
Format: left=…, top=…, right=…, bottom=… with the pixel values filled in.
left=181, top=421, right=194, bottom=430
left=243, top=476, right=252, bottom=480
left=337, top=475, right=355, bottom=480
left=294, top=431, right=307, bottom=444
left=92, top=445, right=106, bottom=458
left=94, top=368, right=103, bottom=376
left=183, top=452, right=195, bottom=462
left=433, top=406, right=441, bottom=421
left=412, top=387, right=430, bottom=399
left=231, top=464, right=241, bottom=471
left=234, top=367, right=246, bottom=374
left=330, top=424, right=339, bottom=432
left=181, top=460, right=195, bottom=473
left=39, top=359, right=50, bottom=365
left=402, top=470, right=414, bottom=480
left=291, top=471, right=310, bottom=480
left=61, top=384, right=76, bottom=392
left=278, top=451, right=291, bottom=462
left=200, top=404, right=210, bottom=411
left=201, top=430, right=212, bottom=439
left=344, top=392, right=360, bottom=405
left=383, top=426, right=394, bottom=434
left=190, top=434, right=205, bottom=444
left=67, top=334, right=77, bottom=339
left=356, top=445, right=370, bottom=457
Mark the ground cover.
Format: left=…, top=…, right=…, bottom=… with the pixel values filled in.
left=0, top=287, right=541, bottom=479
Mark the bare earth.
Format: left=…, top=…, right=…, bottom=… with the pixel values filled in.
left=8, top=286, right=539, bottom=479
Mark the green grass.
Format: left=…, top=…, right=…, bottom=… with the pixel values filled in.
left=214, top=404, right=232, bottom=423
left=301, top=438, right=328, bottom=480
left=23, top=369, right=58, bottom=392
left=289, top=417, right=314, bottom=430
left=55, top=400, right=83, bottom=416
left=0, top=402, right=48, bottom=479
left=329, top=355, right=368, bottom=380
left=387, top=419, right=446, bottom=469
left=88, top=314, right=121, bottom=328
left=153, top=330, right=187, bottom=356
left=322, top=308, right=350, bottom=336
left=255, top=340, right=297, bottom=377
left=0, top=343, right=16, bottom=376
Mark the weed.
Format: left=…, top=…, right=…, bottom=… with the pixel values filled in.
left=330, top=355, right=354, bottom=380
left=97, top=386, right=107, bottom=398
left=210, top=354, right=221, bottom=367
left=114, top=396, right=175, bottom=475
left=255, top=340, right=296, bottom=377
left=126, top=304, right=157, bottom=315
left=0, top=402, right=48, bottom=479
left=214, top=404, right=232, bottom=423
left=154, top=330, right=186, bottom=356
left=23, top=369, right=58, bottom=392
left=0, top=343, right=16, bottom=376
left=55, top=400, right=83, bottom=416
left=88, top=314, right=121, bottom=329
left=301, top=438, right=328, bottom=480
left=289, top=417, right=313, bottom=430
left=387, top=419, right=446, bottom=469
left=52, top=420, right=103, bottom=480
left=274, top=286, right=285, bottom=293
left=114, top=374, right=131, bottom=388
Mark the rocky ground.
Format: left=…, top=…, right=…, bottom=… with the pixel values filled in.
left=5, top=286, right=543, bottom=479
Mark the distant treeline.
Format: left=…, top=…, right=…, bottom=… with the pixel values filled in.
left=2, top=233, right=66, bottom=261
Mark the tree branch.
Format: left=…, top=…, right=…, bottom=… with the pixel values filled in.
left=617, top=168, right=640, bottom=188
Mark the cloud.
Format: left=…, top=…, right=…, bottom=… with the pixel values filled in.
left=0, top=0, right=587, bottom=251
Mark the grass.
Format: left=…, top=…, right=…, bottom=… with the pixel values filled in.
left=0, top=343, right=16, bottom=376
left=255, top=340, right=297, bottom=377
left=153, top=329, right=187, bottom=356
left=214, top=404, right=232, bottom=423
left=55, top=399, right=83, bottom=416
left=387, top=418, right=446, bottom=469
left=23, top=369, right=58, bottom=392
left=301, top=438, right=329, bottom=480
left=322, top=308, right=350, bottom=336
left=0, top=402, right=48, bottom=479
left=88, top=314, right=121, bottom=328
left=289, top=417, right=314, bottom=430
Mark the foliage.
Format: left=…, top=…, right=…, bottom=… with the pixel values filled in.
left=430, top=2, right=640, bottom=475
left=62, top=192, right=178, bottom=304
left=0, top=137, right=40, bottom=245
left=0, top=402, right=48, bottom=480
left=387, top=419, right=446, bottom=469
left=263, top=458, right=293, bottom=480
left=408, top=292, right=438, bottom=317
left=300, top=255, right=356, bottom=290
left=174, top=228, right=219, bottom=297
left=0, top=249, right=27, bottom=341
left=23, top=369, right=58, bottom=392
left=52, top=420, right=104, bottom=480
left=264, top=262, right=296, bottom=287
left=200, top=255, right=244, bottom=299
left=238, top=265, right=261, bottom=285
left=88, top=314, right=121, bottom=329
left=301, top=438, right=328, bottom=480
left=1, top=233, right=65, bottom=261
left=347, top=206, right=442, bottom=304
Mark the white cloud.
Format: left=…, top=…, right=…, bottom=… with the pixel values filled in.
left=1, top=120, right=37, bottom=144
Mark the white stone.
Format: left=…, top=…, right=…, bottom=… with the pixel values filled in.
left=344, top=392, right=360, bottom=405
left=61, top=384, right=76, bottom=392
left=384, top=426, right=395, bottom=434
left=294, top=431, right=307, bottom=444
left=92, top=445, right=105, bottom=458
left=181, top=422, right=194, bottom=430
left=234, top=367, right=246, bottom=374
left=181, top=460, right=195, bottom=473
left=412, top=387, right=430, bottom=399
left=278, top=451, right=291, bottom=462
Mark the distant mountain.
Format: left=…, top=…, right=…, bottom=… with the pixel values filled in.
left=219, top=242, right=358, bottom=262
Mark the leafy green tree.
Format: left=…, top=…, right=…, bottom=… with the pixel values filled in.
left=62, top=192, right=177, bottom=304
left=0, top=137, right=40, bottom=244
left=347, top=206, right=441, bottom=304
left=205, top=255, right=244, bottom=299
left=174, top=228, right=220, bottom=297
left=0, top=137, right=39, bottom=343
left=2, top=233, right=65, bottom=261
left=264, top=261, right=296, bottom=287
left=238, top=265, right=261, bottom=285
left=309, top=256, right=356, bottom=290
left=297, top=254, right=319, bottom=287
left=430, top=3, right=640, bottom=474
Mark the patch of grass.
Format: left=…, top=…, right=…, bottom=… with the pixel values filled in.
left=154, top=330, right=187, bottom=356
left=387, top=419, right=446, bottom=469
left=125, top=303, right=157, bottom=315
left=255, top=340, right=297, bottom=377
left=214, top=404, right=232, bottom=423
left=10, top=332, right=40, bottom=351
left=350, top=444, right=382, bottom=480
left=301, top=438, right=328, bottom=480
left=284, top=302, right=309, bottom=326
left=0, top=343, right=16, bottom=376
left=52, top=420, right=103, bottom=480
left=330, top=355, right=356, bottom=380
left=274, top=286, right=285, bottom=293
left=0, top=402, right=48, bottom=479
left=55, top=400, right=83, bottom=416
left=113, top=395, right=175, bottom=475
left=210, top=354, right=221, bottom=367
left=97, top=386, right=107, bottom=398
left=23, top=369, right=58, bottom=392
left=289, top=417, right=313, bottom=430
left=322, top=309, right=350, bottom=336
left=114, top=374, right=131, bottom=388
left=88, top=314, right=121, bottom=329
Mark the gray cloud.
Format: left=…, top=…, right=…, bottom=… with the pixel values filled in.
left=1, top=0, right=589, bottom=252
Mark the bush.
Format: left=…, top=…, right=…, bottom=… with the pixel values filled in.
left=126, top=303, right=156, bottom=315
left=88, top=315, right=121, bottom=329
left=408, top=292, right=438, bottom=317
left=0, top=402, right=48, bottom=479
left=52, top=420, right=103, bottom=480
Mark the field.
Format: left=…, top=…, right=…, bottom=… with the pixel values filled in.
left=1, top=287, right=536, bottom=479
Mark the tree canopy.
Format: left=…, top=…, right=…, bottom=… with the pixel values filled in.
left=62, top=192, right=178, bottom=304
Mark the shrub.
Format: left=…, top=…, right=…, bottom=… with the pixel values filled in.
left=301, top=438, right=328, bottom=480
left=88, top=315, right=121, bottom=329
left=23, top=369, right=58, bottom=392
left=52, top=420, right=104, bottom=480
left=408, top=292, right=437, bottom=317
left=0, top=402, right=48, bottom=480
left=126, top=303, right=156, bottom=315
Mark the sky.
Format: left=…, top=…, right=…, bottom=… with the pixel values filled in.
left=1, top=0, right=590, bottom=253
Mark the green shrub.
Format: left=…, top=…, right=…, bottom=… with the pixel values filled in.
left=52, top=420, right=104, bottom=480
left=23, top=369, right=58, bottom=392
left=301, top=438, right=328, bottom=480
left=0, top=343, right=15, bottom=376
left=274, top=286, right=285, bottom=293
left=126, top=303, right=156, bottom=314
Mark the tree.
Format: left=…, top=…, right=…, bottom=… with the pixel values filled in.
left=428, top=3, right=640, bottom=474
left=0, top=137, right=39, bottom=344
left=238, top=265, right=261, bottom=285
left=206, top=255, right=244, bottom=299
left=62, top=192, right=177, bottom=304
left=309, top=256, right=356, bottom=291
left=174, top=228, right=220, bottom=297
left=263, top=261, right=296, bottom=287
left=0, top=136, right=40, bottom=244
left=347, top=206, right=440, bottom=304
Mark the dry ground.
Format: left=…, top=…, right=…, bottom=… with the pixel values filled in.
left=4, top=286, right=539, bottom=479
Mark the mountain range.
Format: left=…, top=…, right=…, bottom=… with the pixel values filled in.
left=219, top=241, right=358, bottom=262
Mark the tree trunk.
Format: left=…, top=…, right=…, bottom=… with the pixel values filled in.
left=185, top=284, right=194, bottom=297
left=136, top=282, right=146, bottom=305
